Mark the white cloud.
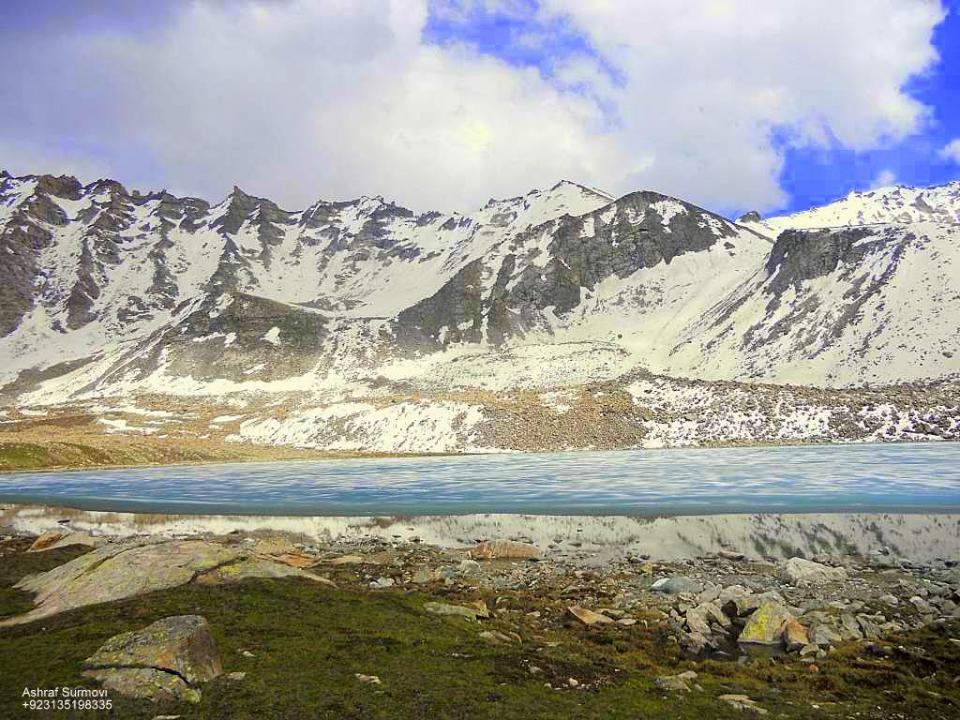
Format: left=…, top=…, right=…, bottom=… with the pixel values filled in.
left=0, top=0, right=946, bottom=214
left=872, top=169, right=898, bottom=188
left=941, top=138, right=960, bottom=164
left=538, top=0, right=944, bottom=210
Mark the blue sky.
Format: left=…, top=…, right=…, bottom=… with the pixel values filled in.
left=1, top=0, right=958, bottom=216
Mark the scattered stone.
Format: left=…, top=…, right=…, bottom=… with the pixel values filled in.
left=469, top=598, right=491, bottom=618
left=225, top=672, right=246, bottom=681
left=424, top=602, right=482, bottom=621
left=355, top=674, right=382, bottom=685
left=479, top=630, right=520, bottom=645
left=459, top=559, right=481, bottom=576
left=655, top=670, right=698, bottom=693
left=567, top=605, right=615, bottom=626
left=719, top=694, right=768, bottom=715
left=781, top=558, right=848, bottom=586
left=370, top=576, right=395, bottom=589
left=718, top=550, right=746, bottom=561
left=411, top=568, right=439, bottom=584
left=327, top=554, right=366, bottom=565
left=467, top=540, right=539, bottom=561
left=651, top=576, right=703, bottom=595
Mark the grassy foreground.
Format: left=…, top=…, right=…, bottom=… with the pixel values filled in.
left=1, top=542, right=959, bottom=719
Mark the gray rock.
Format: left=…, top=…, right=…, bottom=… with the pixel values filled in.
left=651, top=576, right=703, bottom=595
left=686, top=602, right=730, bottom=635
left=655, top=670, right=698, bottom=693
left=424, top=602, right=481, bottom=621
left=810, top=624, right=842, bottom=646
left=839, top=613, right=863, bottom=641
left=781, top=557, right=848, bottom=586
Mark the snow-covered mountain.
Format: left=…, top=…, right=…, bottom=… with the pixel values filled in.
left=1, top=169, right=957, bottom=454
left=740, top=181, right=960, bottom=235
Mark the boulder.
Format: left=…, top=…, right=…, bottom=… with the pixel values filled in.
left=782, top=558, right=848, bottom=586
left=810, top=623, right=842, bottom=647
left=686, top=602, right=730, bottom=635
left=680, top=631, right=708, bottom=655
left=838, top=613, right=863, bottom=641
left=568, top=606, right=615, bottom=626
left=783, top=619, right=810, bottom=651
left=2, top=540, right=239, bottom=626
left=723, top=590, right=784, bottom=619
left=467, top=540, right=539, bottom=560
left=83, top=615, right=222, bottom=703
left=737, top=602, right=795, bottom=646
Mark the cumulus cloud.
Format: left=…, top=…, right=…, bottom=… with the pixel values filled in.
left=0, top=0, right=947, bottom=213
left=537, top=0, right=944, bottom=210
left=941, top=139, right=960, bottom=164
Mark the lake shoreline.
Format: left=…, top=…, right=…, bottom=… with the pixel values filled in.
left=3, top=503, right=958, bottom=565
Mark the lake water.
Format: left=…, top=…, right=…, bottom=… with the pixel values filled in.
left=1, top=443, right=959, bottom=516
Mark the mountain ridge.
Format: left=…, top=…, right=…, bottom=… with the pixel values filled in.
left=1, top=168, right=958, bottom=455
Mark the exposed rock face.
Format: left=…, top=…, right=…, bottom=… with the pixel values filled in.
left=4, top=540, right=237, bottom=625
left=83, top=615, right=222, bottom=703
left=1, top=538, right=328, bottom=625
left=781, top=558, right=848, bottom=586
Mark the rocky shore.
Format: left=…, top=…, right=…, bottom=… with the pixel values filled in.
left=1, top=512, right=958, bottom=718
